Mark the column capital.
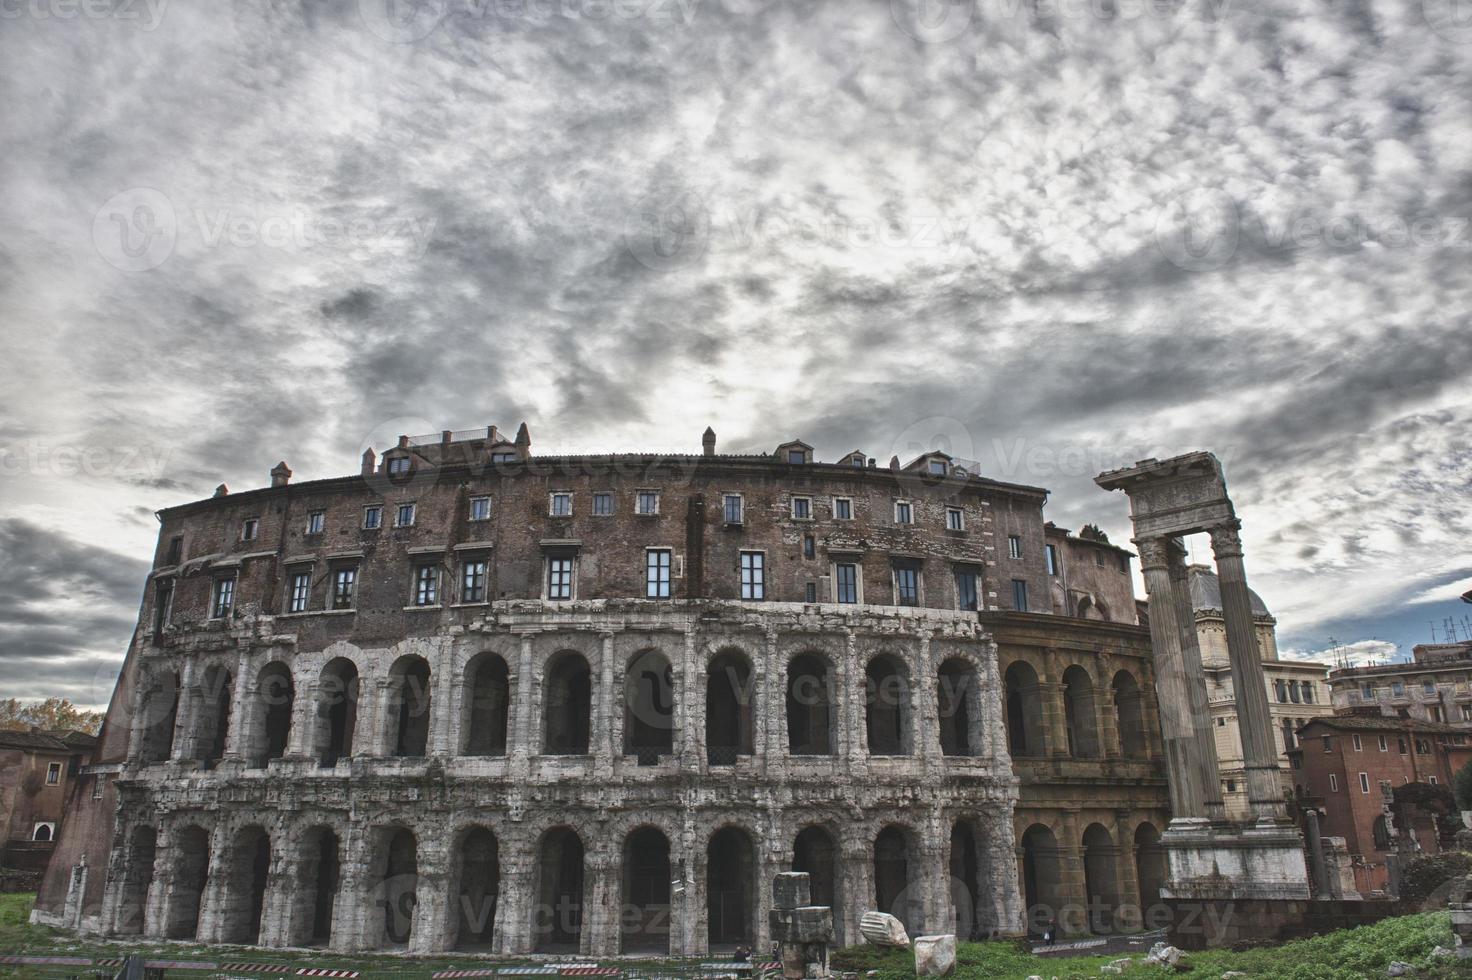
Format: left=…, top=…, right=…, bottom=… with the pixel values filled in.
left=1209, top=519, right=1244, bottom=559
left=1132, top=536, right=1174, bottom=572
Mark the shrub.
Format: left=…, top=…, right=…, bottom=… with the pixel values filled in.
left=1399, top=852, right=1472, bottom=906
left=1454, top=759, right=1472, bottom=811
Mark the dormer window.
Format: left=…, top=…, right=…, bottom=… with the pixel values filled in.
left=387, top=456, right=410, bottom=476
left=928, top=459, right=947, bottom=475
left=491, top=451, right=517, bottom=463
left=852, top=456, right=865, bottom=467
left=788, top=449, right=806, bottom=465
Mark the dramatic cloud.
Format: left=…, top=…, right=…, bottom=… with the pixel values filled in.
left=1, top=0, right=1470, bottom=704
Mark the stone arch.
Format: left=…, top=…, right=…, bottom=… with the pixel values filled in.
left=621, top=825, right=672, bottom=953
left=706, top=824, right=757, bottom=949
left=453, top=825, right=501, bottom=950
left=115, top=824, right=157, bottom=935
left=1019, top=823, right=1063, bottom=937
left=873, top=824, right=920, bottom=934
left=786, top=652, right=836, bottom=756
left=534, top=825, right=586, bottom=951
left=706, top=648, right=754, bottom=764
left=1081, top=823, right=1120, bottom=934
left=543, top=651, right=592, bottom=755
left=1112, top=670, right=1148, bottom=759
left=792, top=823, right=844, bottom=945
left=165, top=824, right=211, bottom=939
left=865, top=653, right=911, bottom=756
left=314, top=657, right=360, bottom=767
left=218, top=824, right=271, bottom=945
left=388, top=654, right=432, bottom=758
left=624, top=648, right=675, bottom=764
left=288, top=824, right=341, bottom=948
left=462, top=652, right=510, bottom=756
left=938, top=656, right=983, bottom=757
left=246, top=661, right=293, bottom=768
left=195, top=664, right=233, bottom=768
left=374, top=826, right=419, bottom=948
left=1004, top=661, right=1045, bottom=758
left=140, top=668, right=179, bottom=764
left=1062, top=665, right=1101, bottom=759
left=1133, top=822, right=1166, bottom=917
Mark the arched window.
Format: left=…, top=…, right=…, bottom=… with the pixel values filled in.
left=1111, top=671, right=1148, bottom=759
left=462, top=653, right=510, bottom=756
left=316, top=658, right=360, bottom=767
left=624, top=650, right=674, bottom=765
left=195, top=665, right=233, bottom=768
left=1081, top=823, right=1119, bottom=934
left=32, top=823, right=53, bottom=842
left=1062, top=665, right=1101, bottom=758
left=865, top=655, right=911, bottom=756
left=938, top=658, right=982, bottom=756
left=140, top=669, right=179, bottom=764
left=1004, top=661, right=1045, bottom=757
left=388, top=656, right=432, bottom=757
left=165, top=825, right=211, bottom=940
left=706, top=650, right=754, bottom=764
left=543, top=652, right=592, bottom=755
left=248, top=662, right=293, bottom=768
left=289, top=826, right=340, bottom=948
left=786, top=654, right=835, bottom=755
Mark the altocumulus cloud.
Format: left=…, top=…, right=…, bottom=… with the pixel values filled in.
left=0, top=0, right=1469, bottom=697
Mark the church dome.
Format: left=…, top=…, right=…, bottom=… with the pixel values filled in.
left=1188, top=564, right=1271, bottom=617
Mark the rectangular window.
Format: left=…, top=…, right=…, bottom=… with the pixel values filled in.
left=1276, top=680, right=1288, bottom=703
left=592, top=492, right=614, bottom=516
left=955, top=570, right=978, bottom=611
left=1289, top=681, right=1301, bottom=704
left=723, top=494, right=743, bottom=523
left=1008, top=535, right=1022, bottom=559
left=469, top=496, right=491, bottom=521
left=1423, top=679, right=1436, bottom=694
left=833, top=497, right=852, bottom=520
left=547, top=557, right=573, bottom=600
left=332, top=567, right=357, bottom=610
left=462, top=559, right=487, bottom=603
left=1462, top=705, right=1472, bottom=722
left=835, top=563, right=858, bottom=604
left=1302, top=682, right=1314, bottom=703
left=788, top=449, right=806, bottom=464
left=1045, top=544, right=1059, bottom=575
left=1359, top=772, right=1371, bottom=794
left=805, top=582, right=817, bottom=603
left=740, top=552, right=765, bottom=600
left=1117, top=553, right=1128, bottom=573
left=1398, top=737, right=1408, bottom=754
left=1329, top=773, right=1339, bottom=792
left=1095, top=551, right=1105, bottom=567
left=802, top=535, right=815, bottom=559
left=894, top=566, right=919, bottom=606
left=241, top=517, right=259, bottom=542
left=894, top=501, right=913, bottom=524
left=46, top=763, right=60, bottom=785
left=491, top=451, right=517, bottom=463
left=1431, top=705, right=1446, bottom=722
left=636, top=491, right=660, bottom=515
left=550, top=492, right=572, bottom=517
left=791, top=496, right=811, bottom=520
left=1362, top=683, right=1374, bottom=698
left=413, top=564, right=439, bottom=606
left=363, top=505, right=382, bottom=529
left=166, top=535, right=183, bottom=564
left=212, top=577, right=235, bottom=619
left=387, top=455, right=410, bottom=475
left=306, top=510, right=325, bottom=534
left=153, top=580, right=174, bottom=637
left=1322, top=735, right=1333, bottom=753
left=646, top=549, right=672, bottom=598
left=1391, top=681, right=1405, bottom=697
left=945, top=507, right=964, bottom=531
left=1352, top=734, right=1362, bottom=751
left=396, top=503, right=416, bottom=527
left=288, top=570, right=311, bottom=613
left=1378, top=735, right=1388, bottom=751
left=928, top=459, right=947, bottom=475
left=1011, top=579, right=1028, bottom=612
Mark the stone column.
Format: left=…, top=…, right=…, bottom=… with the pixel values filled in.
left=409, top=833, right=451, bottom=954
left=842, top=628, right=863, bottom=774
left=364, top=679, right=392, bottom=757
left=915, top=632, right=943, bottom=765
left=1039, top=649, right=1069, bottom=758
left=495, top=848, right=536, bottom=954
left=680, top=625, right=702, bottom=769
left=1166, top=538, right=1227, bottom=821
left=985, top=806, right=1025, bottom=937
left=1210, top=521, right=1289, bottom=823
left=222, top=649, right=253, bottom=762
left=194, top=826, right=233, bottom=944
left=595, top=632, right=617, bottom=766
left=1134, top=537, right=1210, bottom=820
left=919, top=812, right=950, bottom=935
left=510, top=634, right=536, bottom=776
left=331, top=829, right=374, bottom=952
left=674, top=811, right=699, bottom=956
left=760, top=629, right=782, bottom=774
left=1056, top=812, right=1087, bottom=937
left=141, top=825, right=175, bottom=938
left=125, top=670, right=152, bottom=766
left=284, top=674, right=318, bottom=762
left=584, top=843, right=621, bottom=956
left=1112, top=812, right=1141, bottom=931
left=842, top=832, right=872, bottom=949
left=982, top=643, right=1012, bottom=767
left=171, top=658, right=200, bottom=761
left=256, top=833, right=297, bottom=947
left=429, top=647, right=457, bottom=758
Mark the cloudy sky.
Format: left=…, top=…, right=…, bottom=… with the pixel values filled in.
left=2, top=0, right=1470, bottom=707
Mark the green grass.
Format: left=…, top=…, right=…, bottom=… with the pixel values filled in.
left=0, top=894, right=1462, bottom=980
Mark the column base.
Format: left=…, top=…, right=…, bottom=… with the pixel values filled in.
left=1161, top=821, right=1310, bottom=902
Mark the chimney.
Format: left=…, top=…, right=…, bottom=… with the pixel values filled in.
left=213, top=483, right=229, bottom=497
left=514, top=422, right=531, bottom=453
left=486, top=425, right=500, bottom=444
left=702, top=426, right=716, bottom=456
left=361, top=448, right=376, bottom=476
left=888, top=456, right=900, bottom=471
left=270, top=461, right=292, bottom=488
left=441, top=430, right=452, bottom=446
left=397, top=434, right=410, bottom=449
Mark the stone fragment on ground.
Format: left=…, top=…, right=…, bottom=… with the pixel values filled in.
left=859, top=911, right=910, bottom=948
left=912, top=934, right=955, bottom=977
left=1386, top=962, right=1415, bottom=977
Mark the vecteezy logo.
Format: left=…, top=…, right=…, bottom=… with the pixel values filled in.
left=622, top=189, right=711, bottom=272
left=890, top=0, right=975, bottom=44
left=1154, top=187, right=1239, bottom=273
left=358, top=0, right=449, bottom=43
left=1423, top=0, right=1472, bottom=44
left=92, top=188, right=176, bottom=272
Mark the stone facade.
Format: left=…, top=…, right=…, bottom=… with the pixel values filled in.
left=1328, top=640, right=1472, bottom=730
left=36, top=428, right=1172, bottom=951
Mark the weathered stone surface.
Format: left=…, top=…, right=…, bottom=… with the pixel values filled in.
left=773, top=873, right=812, bottom=912
left=860, top=911, right=910, bottom=948
left=912, top=934, right=955, bottom=976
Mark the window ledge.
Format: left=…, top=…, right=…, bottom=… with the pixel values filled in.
left=277, top=608, right=356, bottom=618
left=450, top=601, right=491, bottom=609
left=402, top=605, right=443, bottom=612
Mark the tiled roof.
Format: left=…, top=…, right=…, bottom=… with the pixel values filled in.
left=1297, top=715, right=1466, bottom=736
left=0, top=729, right=97, bottom=752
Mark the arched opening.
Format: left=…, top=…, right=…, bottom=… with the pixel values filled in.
left=315, top=658, right=360, bottom=767
left=543, top=652, right=592, bottom=755
left=1112, top=671, right=1148, bottom=759
left=288, top=826, right=340, bottom=947
left=33, top=824, right=52, bottom=842
left=1081, top=823, right=1120, bottom=935
left=454, top=827, right=500, bottom=950
left=624, top=650, right=675, bottom=765
left=792, top=825, right=843, bottom=945
left=116, top=825, right=157, bottom=935
left=707, top=826, right=755, bottom=950
left=938, top=658, right=982, bottom=757
left=786, top=653, right=835, bottom=755
left=706, top=650, right=754, bottom=765
left=1062, top=665, right=1101, bottom=759
left=621, top=826, right=671, bottom=952
left=166, top=825, right=211, bottom=940
left=865, top=655, right=911, bottom=756
left=248, top=662, right=293, bottom=768
left=378, top=828, right=418, bottom=948
left=1004, top=662, right=1045, bottom=757
left=873, top=826, right=918, bottom=933
left=1133, top=823, right=1166, bottom=919
left=535, top=827, right=585, bottom=951
left=389, top=655, right=432, bottom=757
left=1019, top=824, right=1063, bottom=938
left=949, top=818, right=987, bottom=940
left=220, top=825, right=270, bottom=945
left=462, top=653, right=510, bottom=756
left=140, top=669, right=179, bottom=764
left=196, top=665, right=232, bottom=769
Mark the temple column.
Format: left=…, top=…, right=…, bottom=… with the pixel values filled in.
left=1167, top=538, right=1227, bottom=821
left=919, top=812, right=951, bottom=936
left=141, top=825, right=175, bottom=938
left=982, top=644, right=1012, bottom=766
left=760, top=629, right=782, bottom=774
left=330, top=827, right=374, bottom=952
left=193, top=825, right=233, bottom=944
left=256, top=833, right=297, bottom=948
left=1210, top=521, right=1289, bottom=823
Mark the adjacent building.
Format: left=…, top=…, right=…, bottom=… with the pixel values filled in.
left=1327, top=640, right=1472, bottom=729
left=0, top=729, right=97, bottom=872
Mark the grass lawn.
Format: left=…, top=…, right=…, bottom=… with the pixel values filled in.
left=0, top=893, right=1462, bottom=980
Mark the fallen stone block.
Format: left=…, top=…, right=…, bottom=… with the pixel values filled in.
left=859, top=911, right=910, bottom=948
left=912, top=935, right=955, bottom=977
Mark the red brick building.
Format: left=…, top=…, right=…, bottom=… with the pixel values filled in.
left=1288, top=712, right=1469, bottom=894
left=0, top=730, right=97, bottom=872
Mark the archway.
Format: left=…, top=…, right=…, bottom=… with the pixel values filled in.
left=462, top=653, right=510, bottom=756
left=1133, top=823, right=1166, bottom=919
left=624, top=650, right=674, bottom=765
left=621, top=826, right=672, bottom=952
left=248, top=662, right=293, bottom=768
left=1019, top=824, right=1063, bottom=937
left=787, top=653, right=835, bottom=755
left=1062, top=665, right=1101, bottom=759
left=535, top=827, right=585, bottom=951
left=220, top=825, right=270, bottom=945
left=865, top=655, right=911, bottom=755
left=1004, top=662, right=1045, bottom=757
left=141, top=670, right=178, bottom=763
left=389, top=656, right=432, bottom=757
left=315, top=658, right=359, bottom=767
left=379, top=828, right=418, bottom=947
left=707, top=826, right=756, bottom=949
left=706, top=650, right=754, bottom=764
left=166, top=825, right=210, bottom=939
left=116, top=825, right=156, bottom=935
left=1081, top=823, right=1120, bottom=935
left=543, top=652, right=592, bottom=755
left=873, top=826, right=918, bottom=933
left=455, top=827, right=500, bottom=950
left=196, top=665, right=232, bottom=768
left=1112, top=671, right=1148, bottom=759
left=938, top=658, right=982, bottom=757
left=792, top=825, right=843, bottom=945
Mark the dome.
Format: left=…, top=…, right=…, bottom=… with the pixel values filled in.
left=1188, top=564, right=1271, bottom=617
